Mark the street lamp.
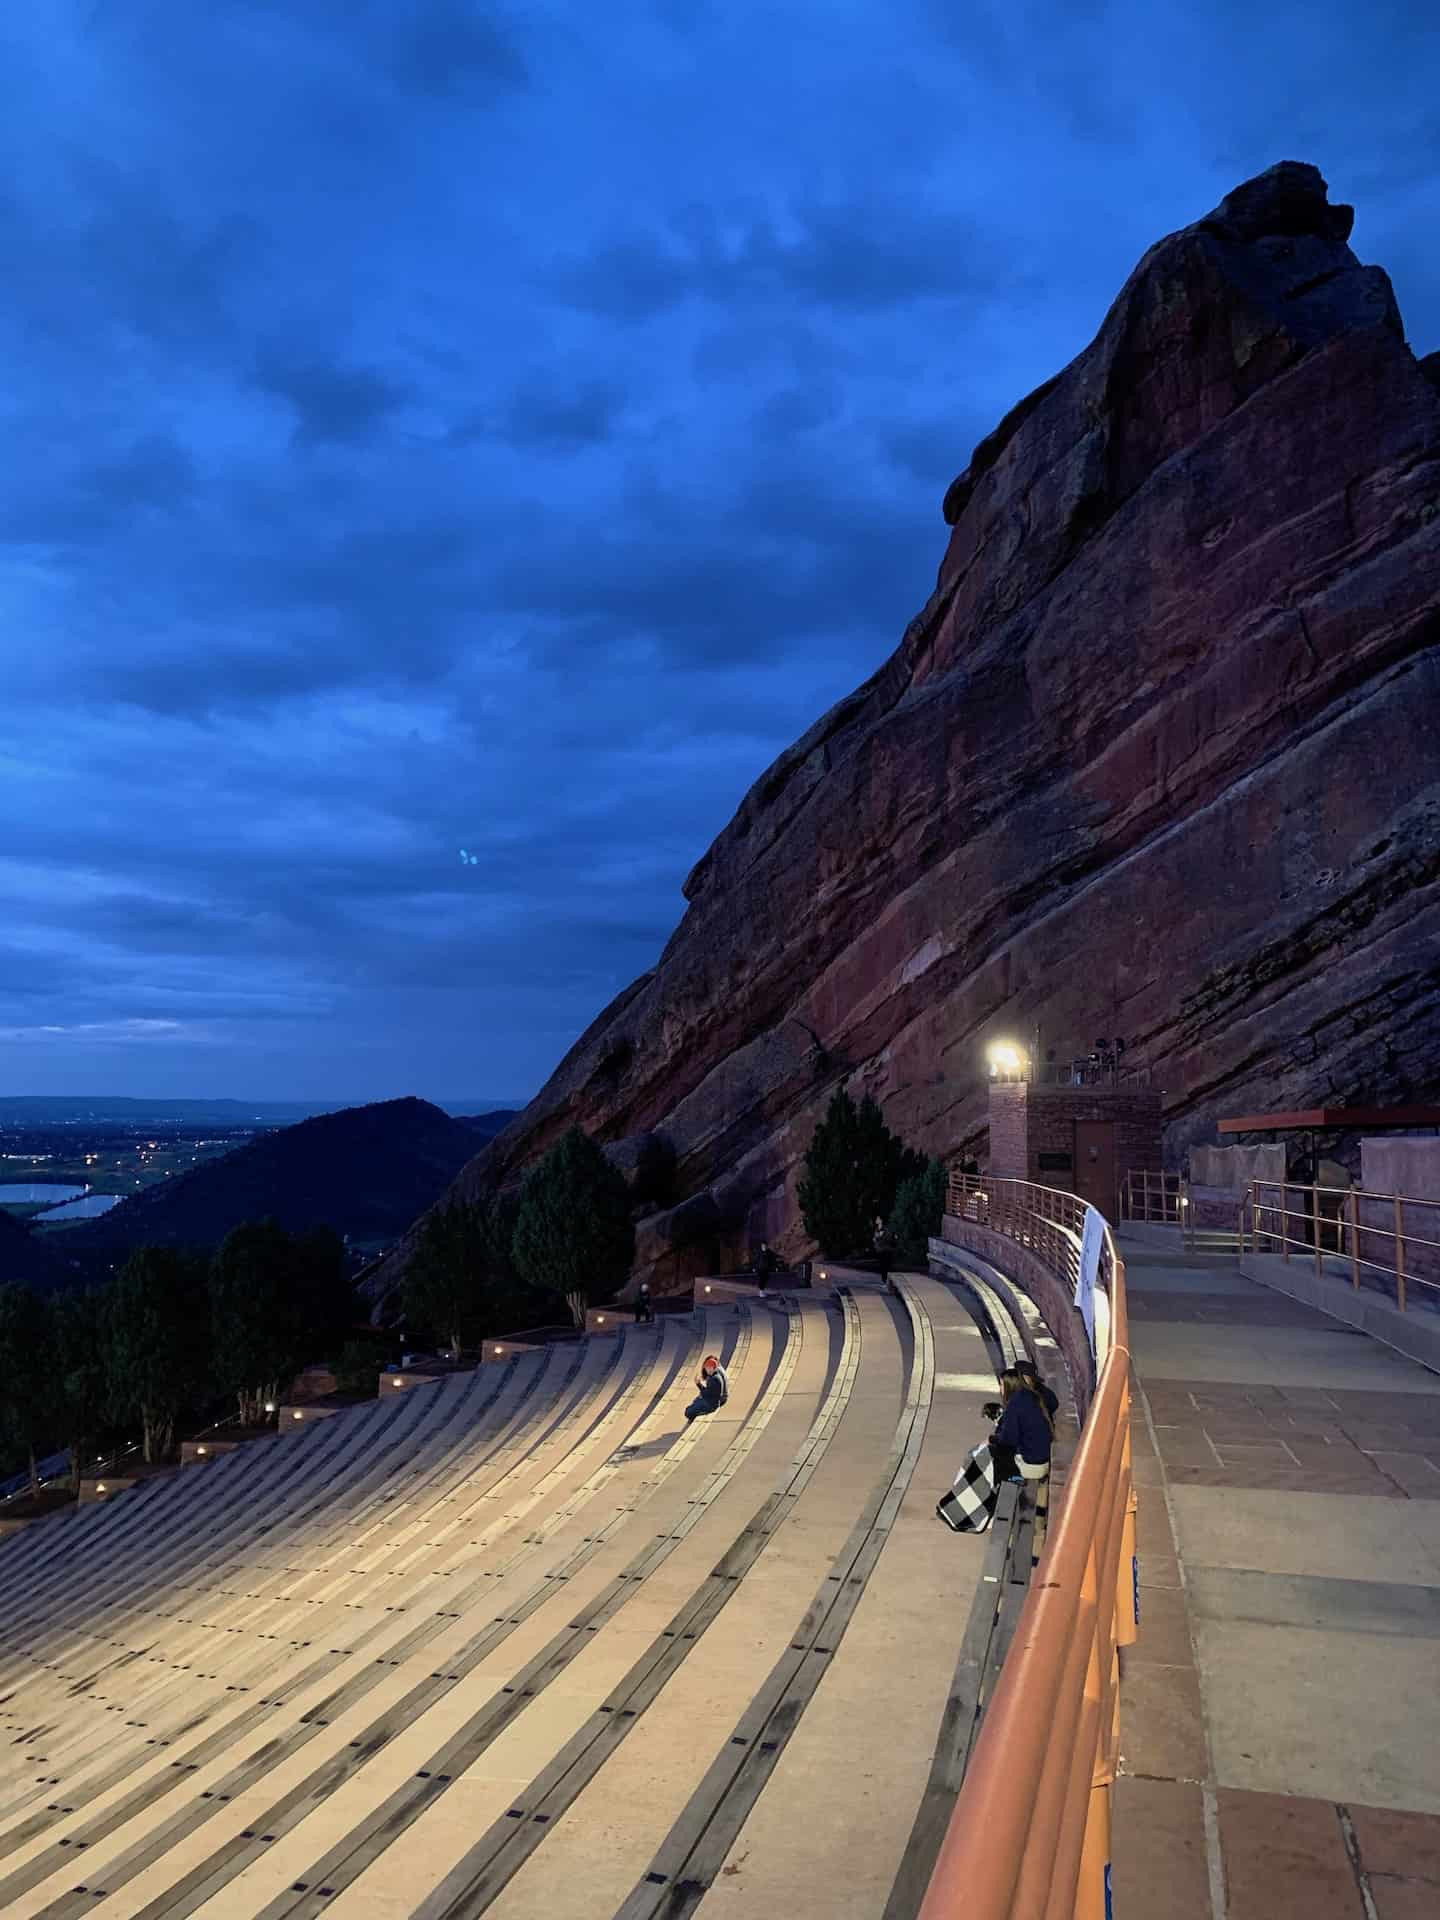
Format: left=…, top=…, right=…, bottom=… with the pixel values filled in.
left=986, top=1041, right=1028, bottom=1081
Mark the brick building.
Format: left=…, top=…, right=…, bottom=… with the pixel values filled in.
left=986, top=1082, right=1164, bottom=1218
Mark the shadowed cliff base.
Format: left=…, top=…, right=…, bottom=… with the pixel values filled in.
left=369, top=161, right=1440, bottom=1304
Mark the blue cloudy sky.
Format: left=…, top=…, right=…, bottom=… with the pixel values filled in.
left=2, top=1, right=1436, bottom=1105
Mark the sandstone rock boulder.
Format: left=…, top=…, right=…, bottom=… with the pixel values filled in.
left=369, top=161, right=1440, bottom=1302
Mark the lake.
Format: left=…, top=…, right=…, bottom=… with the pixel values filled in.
left=0, top=1182, right=87, bottom=1205
left=38, top=1192, right=123, bottom=1220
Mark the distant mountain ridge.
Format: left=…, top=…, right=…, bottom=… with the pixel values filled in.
left=0, top=1095, right=524, bottom=1126
left=45, top=1097, right=493, bottom=1280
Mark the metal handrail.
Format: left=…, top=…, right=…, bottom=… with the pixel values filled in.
left=925, top=1174, right=1135, bottom=1920
left=1240, top=1177, right=1440, bottom=1312
left=1120, top=1168, right=1184, bottom=1224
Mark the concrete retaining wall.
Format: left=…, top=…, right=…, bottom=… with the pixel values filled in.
left=938, top=1214, right=1096, bottom=1419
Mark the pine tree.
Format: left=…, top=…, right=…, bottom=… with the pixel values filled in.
left=797, top=1087, right=867, bottom=1256
left=108, top=1246, right=211, bottom=1462
left=891, top=1158, right=948, bottom=1262
left=209, top=1218, right=310, bottom=1426
left=0, top=1283, right=54, bottom=1488
left=511, top=1129, right=636, bottom=1329
left=798, top=1086, right=927, bottom=1257
left=52, top=1286, right=112, bottom=1490
left=403, top=1194, right=537, bottom=1355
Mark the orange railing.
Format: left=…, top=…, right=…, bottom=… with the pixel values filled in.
left=1242, top=1178, right=1440, bottom=1312
left=925, top=1174, right=1136, bottom=1920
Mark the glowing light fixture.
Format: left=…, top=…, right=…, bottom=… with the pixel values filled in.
left=292, top=1410, right=303, bottom=1421
left=392, top=1377, right=404, bottom=1387
left=96, top=1482, right=108, bottom=1493
left=263, top=1401, right=276, bottom=1414
left=197, top=1445, right=208, bottom=1457
left=986, top=1041, right=1028, bottom=1080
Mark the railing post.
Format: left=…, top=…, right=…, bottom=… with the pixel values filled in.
left=1314, top=1181, right=1323, bottom=1280
left=1395, top=1195, right=1407, bottom=1313
left=1076, top=1776, right=1113, bottom=1920
left=1281, top=1185, right=1290, bottom=1263
left=1350, top=1189, right=1360, bottom=1290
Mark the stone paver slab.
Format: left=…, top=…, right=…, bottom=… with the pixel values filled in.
left=1196, top=1619, right=1440, bottom=1811
left=1116, top=1658, right=1209, bottom=1782
left=1370, top=1874, right=1440, bottom=1917
left=1169, top=1488, right=1440, bottom=1585
left=1348, top=1801, right=1440, bottom=1883
left=1110, top=1777, right=1212, bottom=1920
left=1123, top=1580, right=1195, bottom=1667
left=1217, top=1787, right=1364, bottom=1919
left=1187, top=1567, right=1440, bottom=1640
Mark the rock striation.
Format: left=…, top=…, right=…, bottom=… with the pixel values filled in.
left=371, top=162, right=1440, bottom=1300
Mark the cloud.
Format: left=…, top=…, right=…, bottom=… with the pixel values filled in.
left=3, top=0, right=1438, bottom=1102
left=252, top=351, right=415, bottom=445
left=1, top=433, right=198, bottom=546
left=452, top=378, right=627, bottom=450
left=548, top=197, right=1018, bottom=321
left=0, top=1019, right=187, bottom=1044
left=387, top=0, right=531, bottom=100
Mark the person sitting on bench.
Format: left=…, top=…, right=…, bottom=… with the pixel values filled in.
left=988, top=1367, right=1052, bottom=1481
left=685, top=1354, right=728, bottom=1423
left=1015, top=1358, right=1059, bottom=1421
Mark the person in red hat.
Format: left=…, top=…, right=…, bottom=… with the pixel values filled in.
left=685, top=1353, right=728, bottom=1422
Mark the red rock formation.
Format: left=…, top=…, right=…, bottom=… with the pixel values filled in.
left=370, top=161, right=1440, bottom=1301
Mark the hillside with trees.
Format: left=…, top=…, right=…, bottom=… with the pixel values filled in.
left=47, top=1097, right=484, bottom=1280
left=0, top=1204, right=78, bottom=1290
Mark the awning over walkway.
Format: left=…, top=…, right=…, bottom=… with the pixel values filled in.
left=1218, top=1106, right=1440, bottom=1135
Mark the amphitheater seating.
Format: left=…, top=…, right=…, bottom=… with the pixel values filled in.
left=0, top=1275, right=1031, bottom=1920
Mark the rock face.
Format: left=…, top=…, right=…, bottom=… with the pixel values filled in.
left=371, top=162, right=1440, bottom=1300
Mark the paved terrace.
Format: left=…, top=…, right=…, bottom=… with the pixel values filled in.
left=1112, top=1228, right=1440, bottom=1919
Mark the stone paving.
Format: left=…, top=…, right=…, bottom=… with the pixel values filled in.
left=1112, top=1235, right=1440, bottom=1919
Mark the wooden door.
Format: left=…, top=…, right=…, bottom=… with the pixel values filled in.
left=1074, top=1120, right=1118, bottom=1219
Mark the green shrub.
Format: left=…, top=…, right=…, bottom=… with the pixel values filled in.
left=333, top=1336, right=388, bottom=1398
left=797, top=1087, right=927, bottom=1257
left=891, top=1158, right=948, bottom=1262
left=512, top=1128, right=635, bottom=1328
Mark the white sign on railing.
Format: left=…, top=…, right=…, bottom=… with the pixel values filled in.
left=1076, top=1205, right=1105, bottom=1361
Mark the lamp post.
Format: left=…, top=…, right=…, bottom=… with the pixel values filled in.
left=986, top=1041, right=1029, bottom=1083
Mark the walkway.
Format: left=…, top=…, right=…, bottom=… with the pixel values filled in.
left=1111, top=1228, right=1440, bottom=1919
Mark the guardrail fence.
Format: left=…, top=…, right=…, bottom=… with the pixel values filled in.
left=1242, top=1178, right=1440, bottom=1313
left=1120, top=1168, right=1184, bottom=1224
left=926, top=1174, right=1135, bottom=1920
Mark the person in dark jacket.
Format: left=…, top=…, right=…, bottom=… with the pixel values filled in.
left=872, top=1216, right=896, bottom=1291
left=1016, top=1360, right=1059, bottom=1421
left=988, top=1368, right=1053, bottom=1480
left=685, top=1354, right=727, bottom=1422
left=635, top=1281, right=654, bottom=1325
left=752, top=1242, right=778, bottom=1284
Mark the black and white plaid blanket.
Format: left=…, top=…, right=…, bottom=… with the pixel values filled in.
left=936, top=1442, right=999, bottom=1534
